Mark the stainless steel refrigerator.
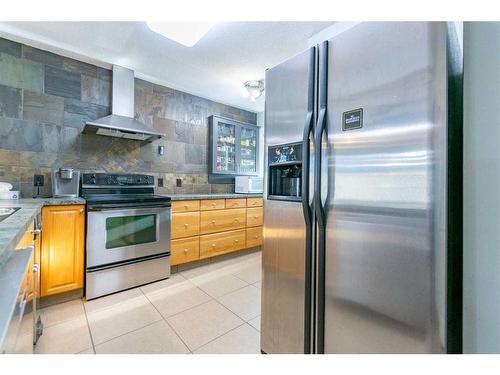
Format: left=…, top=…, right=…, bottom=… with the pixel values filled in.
left=261, top=22, right=463, bottom=354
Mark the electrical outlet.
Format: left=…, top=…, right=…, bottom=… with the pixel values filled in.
left=34, top=174, right=44, bottom=187
left=158, top=178, right=164, bottom=187
left=176, top=178, right=182, bottom=187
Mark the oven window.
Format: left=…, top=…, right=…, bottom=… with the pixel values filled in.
left=105, top=214, right=157, bottom=249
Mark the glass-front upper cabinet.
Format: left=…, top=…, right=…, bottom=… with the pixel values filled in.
left=209, top=115, right=260, bottom=183
left=239, top=126, right=258, bottom=174
left=215, top=120, right=236, bottom=173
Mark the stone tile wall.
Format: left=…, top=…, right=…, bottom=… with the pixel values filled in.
left=0, top=38, right=256, bottom=197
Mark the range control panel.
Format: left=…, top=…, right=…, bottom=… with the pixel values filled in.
left=268, top=142, right=302, bottom=165
left=82, top=173, right=154, bottom=186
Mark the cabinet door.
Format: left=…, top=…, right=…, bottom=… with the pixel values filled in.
left=238, top=126, right=258, bottom=174
left=214, top=120, right=237, bottom=173
left=41, top=205, right=85, bottom=296
left=171, top=212, right=200, bottom=239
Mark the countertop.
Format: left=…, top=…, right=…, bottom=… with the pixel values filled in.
left=168, top=193, right=263, bottom=201
left=0, top=197, right=85, bottom=267
left=0, top=197, right=85, bottom=349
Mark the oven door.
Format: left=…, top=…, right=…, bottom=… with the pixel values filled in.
left=86, top=204, right=171, bottom=269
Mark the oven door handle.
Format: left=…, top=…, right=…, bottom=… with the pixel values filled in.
left=88, top=203, right=171, bottom=211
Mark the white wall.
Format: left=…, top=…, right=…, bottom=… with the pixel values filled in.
left=463, top=22, right=500, bottom=353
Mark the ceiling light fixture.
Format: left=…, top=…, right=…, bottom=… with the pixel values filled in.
left=244, top=80, right=265, bottom=101
left=146, top=22, right=216, bottom=47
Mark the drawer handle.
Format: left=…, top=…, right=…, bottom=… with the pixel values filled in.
left=183, top=248, right=188, bottom=254
left=254, top=235, right=259, bottom=239
left=184, top=204, right=189, bottom=209
left=211, top=202, right=216, bottom=206
left=234, top=218, right=239, bottom=223
left=253, top=216, right=258, bottom=219
left=211, top=243, right=216, bottom=247
left=234, top=239, right=239, bottom=243
left=232, top=203, right=239, bottom=206
left=184, top=223, right=189, bottom=228
left=211, top=220, right=216, bottom=224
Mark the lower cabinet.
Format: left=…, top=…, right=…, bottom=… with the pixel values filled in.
left=246, top=226, right=263, bottom=247
left=171, top=197, right=263, bottom=265
left=171, top=237, right=200, bottom=266
left=40, top=205, right=85, bottom=297
left=199, top=229, right=247, bottom=259
left=15, top=222, right=36, bottom=302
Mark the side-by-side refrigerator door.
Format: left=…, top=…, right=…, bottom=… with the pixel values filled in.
left=261, top=47, right=315, bottom=354
left=320, top=22, right=448, bottom=353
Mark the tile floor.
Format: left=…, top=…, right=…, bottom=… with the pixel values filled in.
left=15, top=250, right=262, bottom=354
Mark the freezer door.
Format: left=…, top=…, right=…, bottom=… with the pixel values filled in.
left=261, top=47, right=315, bottom=354
left=321, top=22, right=449, bottom=353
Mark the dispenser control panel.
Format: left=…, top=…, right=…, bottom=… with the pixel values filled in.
left=268, top=142, right=302, bottom=165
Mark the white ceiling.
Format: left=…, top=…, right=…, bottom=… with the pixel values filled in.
left=0, top=22, right=333, bottom=112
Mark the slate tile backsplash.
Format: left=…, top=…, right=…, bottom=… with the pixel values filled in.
left=0, top=37, right=257, bottom=197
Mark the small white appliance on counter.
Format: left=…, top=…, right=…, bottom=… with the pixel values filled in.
left=235, top=176, right=264, bottom=194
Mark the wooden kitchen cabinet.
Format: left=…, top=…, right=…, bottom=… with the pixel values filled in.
left=15, top=222, right=37, bottom=301
left=225, top=198, right=246, bottom=209
left=40, top=205, right=85, bottom=297
left=170, top=197, right=263, bottom=266
left=200, top=208, right=246, bottom=234
left=199, top=229, right=246, bottom=259
left=171, top=237, right=200, bottom=265
left=172, top=200, right=200, bottom=213
left=200, top=199, right=225, bottom=211
left=247, top=197, right=263, bottom=207
left=246, top=207, right=263, bottom=227
left=171, top=211, right=200, bottom=239
left=246, top=226, right=263, bottom=247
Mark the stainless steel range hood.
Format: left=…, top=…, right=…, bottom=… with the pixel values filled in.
left=83, top=66, right=164, bottom=142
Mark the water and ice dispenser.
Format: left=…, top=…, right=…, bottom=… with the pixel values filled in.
left=267, top=142, right=302, bottom=201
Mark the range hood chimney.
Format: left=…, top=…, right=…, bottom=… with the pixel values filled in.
left=83, top=66, right=164, bottom=142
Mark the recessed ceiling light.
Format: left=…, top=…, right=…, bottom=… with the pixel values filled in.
left=146, top=22, right=216, bottom=47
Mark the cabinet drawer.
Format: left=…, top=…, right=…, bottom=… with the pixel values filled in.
left=171, top=237, right=200, bottom=265
left=246, top=207, right=263, bottom=227
left=172, top=212, right=200, bottom=239
left=246, top=226, right=263, bottom=247
left=199, top=230, right=246, bottom=258
left=172, top=200, right=200, bottom=213
left=200, top=199, right=225, bottom=211
left=247, top=197, right=263, bottom=207
left=226, top=198, right=246, bottom=209
left=200, top=208, right=246, bottom=234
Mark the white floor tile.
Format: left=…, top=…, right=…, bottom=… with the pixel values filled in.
left=252, top=281, right=262, bottom=291
left=77, top=347, right=95, bottom=354
left=232, top=263, right=262, bottom=284
left=95, top=321, right=189, bottom=354
left=217, top=285, right=261, bottom=321
left=33, top=315, right=93, bottom=354
left=84, top=288, right=144, bottom=314
left=248, top=315, right=261, bottom=332
left=189, top=273, right=248, bottom=298
left=87, top=295, right=162, bottom=345
left=167, top=300, right=243, bottom=351
left=41, top=299, right=85, bottom=328
left=146, top=279, right=211, bottom=319
left=140, top=274, right=186, bottom=295
left=194, top=324, right=260, bottom=354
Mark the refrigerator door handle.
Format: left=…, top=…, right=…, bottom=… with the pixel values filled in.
left=301, top=46, right=316, bottom=354
left=313, top=40, right=328, bottom=354
left=313, top=108, right=328, bottom=226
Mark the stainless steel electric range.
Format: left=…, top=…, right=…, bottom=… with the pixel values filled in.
left=81, top=173, right=171, bottom=300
